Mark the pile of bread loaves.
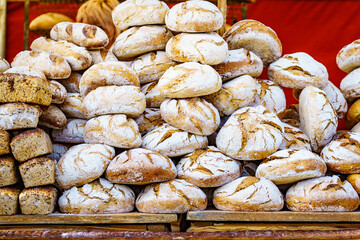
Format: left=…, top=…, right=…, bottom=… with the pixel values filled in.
left=1, top=0, right=360, bottom=215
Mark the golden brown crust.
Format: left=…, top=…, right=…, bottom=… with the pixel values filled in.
left=346, top=98, right=360, bottom=129
left=0, top=156, right=18, bottom=187
left=347, top=174, right=360, bottom=194
left=0, top=187, right=21, bottom=215
left=19, top=186, right=58, bottom=215
left=0, top=130, right=10, bottom=155
left=19, top=157, right=55, bottom=188
left=39, top=104, right=67, bottom=129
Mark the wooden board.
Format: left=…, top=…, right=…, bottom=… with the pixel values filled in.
left=187, top=210, right=360, bottom=222
left=0, top=213, right=177, bottom=225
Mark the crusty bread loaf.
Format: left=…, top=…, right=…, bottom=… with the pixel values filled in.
left=0, top=57, right=10, bottom=73
left=0, top=130, right=10, bottom=155
left=61, top=72, right=81, bottom=93
left=131, top=51, right=176, bottom=84
left=285, top=176, right=360, bottom=212
left=336, top=39, right=360, bottom=73
left=134, top=108, right=165, bottom=135
left=141, top=81, right=166, bottom=108
left=278, top=122, right=311, bottom=151
left=0, top=73, right=52, bottom=106
left=29, top=12, right=73, bottom=35
left=84, top=114, right=142, bottom=148
left=79, top=62, right=140, bottom=98
left=105, top=148, right=177, bottom=184
left=160, top=98, right=220, bottom=136
left=59, top=178, right=135, bottom=214
left=299, top=86, right=338, bottom=153
left=47, top=143, right=68, bottom=162
left=223, top=19, right=282, bottom=66
left=52, top=119, right=86, bottom=143
left=112, top=0, right=169, bottom=31
left=49, top=80, right=67, bottom=104
left=136, top=179, right=207, bottom=213
left=112, top=26, right=173, bottom=60
left=347, top=174, right=360, bottom=194
left=19, top=186, right=58, bottom=215
left=5, top=66, right=46, bottom=80
left=19, top=157, right=55, bottom=188
left=39, top=104, right=67, bottom=129
left=0, top=156, right=18, bottom=187
left=89, top=49, right=118, bottom=66
left=56, top=143, right=115, bottom=189
left=340, top=68, right=360, bottom=103
left=204, top=75, right=257, bottom=116
left=216, top=105, right=284, bottom=160
left=59, top=93, right=86, bottom=119
left=0, top=103, right=41, bottom=130
left=158, top=62, right=222, bottom=98
left=166, top=32, right=228, bottom=65
left=11, top=49, right=71, bottom=79
left=177, top=147, right=241, bottom=188
left=0, top=187, right=20, bottom=215
left=82, top=86, right=146, bottom=119
left=30, top=37, right=92, bottom=71
left=213, top=49, right=263, bottom=81
left=213, top=176, right=284, bottom=211
left=142, top=123, right=208, bottom=157
left=268, top=52, right=328, bottom=89
left=321, top=81, right=348, bottom=119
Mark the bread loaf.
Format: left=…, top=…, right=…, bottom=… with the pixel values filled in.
left=49, top=80, right=67, bottom=104
left=0, top=103, right=41, bottom=130
left=59, top=93, right=86, bottom=119
left=278, top=123, right=311, bottom=151
left=39, top=104, right=67, bottom=129
left=141, top=81, right=166, bottom=108
left=352, top=122, right=360, bottom=132
left=336, top=39, right=360, bottom=73
left=29, top=12, right=73, bottom=36
left=19, top=157, right=55, bottom=188
left=134, top=108, right=165, bottom=135
left=279, top=104, right=299, bottom=121
left=320, top=81, right=348, bottom=119
left=346, top=98, right=360, bottom=129
left=52, top=119, right=86, bottom=143
left=47, top=143, right=68, bottom=162
left=89, top=49, right=118, bottom=65
left=340, top=68, right=360, bottom=102
left=0, top=130, right=10, bottom=155
left=59, top=178, right=135, bottom=214
left=0, top=187, right=20, bottom=215
left=61, top=72, right=81, bottom=93
left=347, top=174, right=360, bottom=194
left=0, top=156, right=18, bottom=187
left=19, top=186, right=58, bottom=215
left=5, top=66, right=46, bottom=80
left=0, top=57, right=10, bottom=73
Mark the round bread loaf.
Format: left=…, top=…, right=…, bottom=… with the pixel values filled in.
left=285, top=176, right=360, bottom=212
left=0, top=57, right=10, bottom=73
left=278, top=123, right=311, bottom=151
left=141, top=81, right=166, bottom=108
left=82, top=86, right=146, bottom=119
left=336, top=40, right=360, bottom=73
left=56, top=143, right=115, bottom=189
left=256, top=149, right=326, bottom=185
left=340, top=68, right=360, bottom=102
left=142, top=123, right=208, bottom=157
left=80, top=62, right=140, bottom=98
left=223, top=19, right=282, bottom=66
left=299, top=86, right=338, bottom=153
left=321, top=132, right=360, bottom=174
left=131, top=51, right=177, bottom=84
left=216, top=105, right=283, bottom=160
left=105, top=148, right=176, bottom=185
left=84, top=114, right=142, bottom=148
left=158, top=62, right=221, bottom=98
left=176, top=147, right=241, bottom=188
left=61, top=72, right=81, bottom=93
left=347, top=174, right=360, bottom=194
left=112, top=0, right=169, bottom=31
left=0, top=103, right=41, bottom=130
left=49, top=80, right=67, bottom=104
left=112, top=26, right=173, bottom=60
left=59, top=93, right=86, bottom=119
left=268, top=52, right=328, bottom=89
left=134, top=108, right=165, bottom=135
left=59, top=178, right=135, bottom=214
left=39, top=104, right=67, bottom=129
left=52, top=119, right=86, bottom=144
left=346, top=98, right=360, bottom=129
left=5, top=66, right=46, bottom=80
left=166, top=32, right=227, bottom=65
left=136, top=179, right=207, bottom=213
left=204, top=75, right=257, bottom=116
left=160, top=98, right=220, bottom=136
left=89, top=49, right=118, bottom=66
left=321, top=81, right=348, bottom=119
left=165, top=0, right=223, bottom=32
left=212, top=49, right=263, bottom=81
left=213, top=176, right=284, bottom=211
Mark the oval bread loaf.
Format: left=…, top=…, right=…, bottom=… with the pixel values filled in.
left=336, top=39, right=360, bottom=73
left=49, top=80, right=67, bottom=104
left=59, top=93, right=86, bottom=119
left=39, top=104, right=67, bottom=129
left=141, top=81, right=166, bottom=108
left=340, top=67, right=360, bottom=102
left=0, top=103, right=41, bottom=130
left=89, top=49, right=118, bottom=66
left=52, top=119, right=87, bottom=143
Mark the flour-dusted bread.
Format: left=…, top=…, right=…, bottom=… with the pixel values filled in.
left=59, top=178, right=135, bottom=214
left=84, top=114, right=142, bottom=148
left=336, top=40, right=360, bottom=73
left=0, top=103, right=41, bottom=130
left=105, top=148, right=177, bottom=184
left=213, top=49, right=263, bottom=81
left=160, top=98, right=220, bottom=136
left=256, top=149, right=326, bottom=185
left=340, top=68, right=360, bottom=102
left=286, top=176, right=360, bottom=212
left=142, top=123, right=208, bottom=157
left=347, top=174, right=360, bottom=194
left=11, top=49, right=71, bottom=79
left=39, top=104, right=67, bottom=129
left=47, top=143, right=68, bottom=162
left=80, top=61, right=139, bottom=98
left=5, top=66, right=46, bottom=80
left=134, top=108, right=165, bottom=135
left=49, top=80, right=67, bottom=104
left=268, top=52, right=328, bottom=89
left=158, top=62, right=221, bottom=98
left=56, top=143, right=115, bottom=189
left=0, top=130, right=10, bottom=156
left=213, top=176, right=284, bottom=211
left=0, top=187, right=20, bottom=215
left=30, top=37, right=92, bottom=71
left=19, top=186, right=58, bottom=215
left=82, top=86, right=146, bottom=119
left=0, top=57, right=10, bottom=73
left=59, top=93, right=86, bottom=119
left=19, top=157, right=55, bottom=188
left=321, top=132, right=360, bottom=174
left=278, top=123, right=311, bottom=151
left=223, top=19, right=282, bottom=66
left=321, top=81, right=348, bottom=119
left=204, top=75, right=257, bottom=116
left=136, top=179, right=207, bottom=213
left=50, top=22, right=109, bottom=49
left=141, top=81, right=166, bottom=108
left=112, top=0, right=169, bottom=31
left=0, top=73, right=52, bottom=106
left=61, top=72, right=81, bottom=93
left=131, top=51, right=177, bottom=84
left=89, top=49, right=118, bottom=66
left=0, top=156, right=18, bottom=187
left=166, top=32, right=228, bottom=65
left=52, top=119, right=86, bottom=143
left=177, top=147, right=241, bottom=188
left=112, top=26, right=173, bottom=60
left=10, top=128, right=53, bottom=163
left=299, top=86, right=338, bottom=153
left=216, top=105, right=283, bottom=160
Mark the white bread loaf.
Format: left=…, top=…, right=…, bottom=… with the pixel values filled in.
left=134, top=108, right=165, bottom=135
left=322, top=81, right=347, bottom=119
left=141, top=81, right=166, bottom=108
left=89, top=49, right=118, bottom=66
left=61, top=72, right=81, bottom=93
left=278, top=122, right=311, bottom=151
left=0, top=57, right=10, bottom=73
left=0, top=130, right=10, bottom=156
left=39, top=104, right=67, bottom=129
left=19, top=157, right=55, bottom=188
left=336, top=39, right=360, bottom=73
left=0, top=187, right=20, bottom=215
left=49, top=80, right=67, bottom=104
left=5, top=66, right=46, bottom=80
left=52, top=119, right=86, bottom=143
left=0, top=156, right=18, bottom=187
left=19, top=186, right=57, bottom=215
left=59, top=93, right=86, bottom=119
left=0, top=103, right=41, bottom=130
left=340, top=67, right=360, bottom=102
